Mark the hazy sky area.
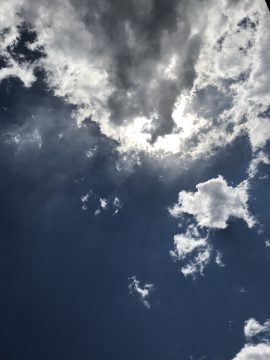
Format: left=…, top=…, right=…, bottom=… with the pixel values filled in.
left=0, top=0, right=270, bottom=359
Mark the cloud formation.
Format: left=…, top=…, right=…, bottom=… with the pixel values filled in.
left=247, top=151, right=270, bottom=179
left=170, top=224, right=211, bottom=278
left=232, top=343, right=270, bottom=360
left=168, top=171, right=259, bottom=278
left=128, top=276, right=154, bottom=309
left=94, top=196, right=122, bottom=216
left=244, top=318, right=270, bottom=341
left=232, top=317, right=270, bottom=359
left=0, top=0, right=269, bottom=157
left=169, top=175, right=255, bottom=229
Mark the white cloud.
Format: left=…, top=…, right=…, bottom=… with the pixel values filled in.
left=94, top=198, right=107, bottom=216
left=171, top=225, right=208, bottom=260
left=181, top=247, right=211, bottom=278
left=112, top=197, right=122, bottom=215
left=170, top=224, right=211, bottom=278
left=0, top=59, right=36, bottom=87
left=99, top=198, right=108, bottom=210
left=94, top=209, right=101, bottom=216
left=232, top=343, right=270, bottom=360
left=244, top=318, right=270, bottom=341
left=169, top=176, right=255, bottom=229
left=191, top=0, right=270, bottom=155
left=215, top=251, right=225, bottom=268
left=232, top=317, right=270, bottom=359
left=246, top=117, right=270, bottom=152
left=81, top=193, right=90, bottom=203
left=94, top=196, right=123, bottom=216
left=128, top=276, right=154, bottom=309
left=81, top=192, right=91, bottom=211
left=1, top=0, right=269, bottom=159
left=0, top=0, right=38, bottom=87
left=247, top=151, right=270, bottom=179
left=169, top=174, right=256, bottom=278
left=113, top=197, right=121, bottom=207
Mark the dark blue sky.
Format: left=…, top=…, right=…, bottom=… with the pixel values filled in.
left=0, top=1, right=270, bottom=359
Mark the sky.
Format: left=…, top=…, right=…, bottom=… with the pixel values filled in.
left=0, top=0, right=270, bottom=359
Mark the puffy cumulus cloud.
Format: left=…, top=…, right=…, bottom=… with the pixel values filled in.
left=232, top=343, right=270, bottom=360
left=169, top=175, right=255, bottom=229
left=244, top=318, right=270, bottom=341
left=169, top=174, right=256, bottom=278
left=231, top=318, right=270, bottom=359
left=1, top=0, right=270, bottom=158
left=170, top=224, right=211, bottom=278
left=128, top=276, right=154, bottom=309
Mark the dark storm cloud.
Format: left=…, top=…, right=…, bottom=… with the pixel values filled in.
left=68, top=0, right=202, bottom=142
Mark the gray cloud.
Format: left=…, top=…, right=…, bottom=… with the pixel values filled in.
left=69, top=0, right=201, bottom=141
left=0, top=0, right=205, bottom=143
left=1, top=0, right=269, bottom=158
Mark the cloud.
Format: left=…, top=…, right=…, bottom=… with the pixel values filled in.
left=0, top=0, right=202, bottom=145
left=232, top=318, right=270, bottom=359
left=81, top=191, right=92, bottom=211
left=170, top=224, right=211, bottom=278
left=181, top=246, right=211, bottom=278
left=1, top=0, right=269, bottom=158
left=128, top=276, right=154, bottom=309
left=247, top=151, right=270, bottom=179
left=189, top=0, right=270, bottom=156
left=171, top=224, right=208, bottom=260
left=100, top=198, right=108, bottom=210
left=215, top=251, right=225, bottom=268
left=169, top=174, right=256, bottom=277
left=81, top=194, right=89, bottom=211
left=94, top=196, right=123, bottom=216
left=169, top=175, right=255, bottom=229
left=244, top=318, right=270, bottom=341
left=232, top=343, right=270, bottom=360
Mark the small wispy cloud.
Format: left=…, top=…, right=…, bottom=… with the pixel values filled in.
left=128, top=276, right=154, bottom=309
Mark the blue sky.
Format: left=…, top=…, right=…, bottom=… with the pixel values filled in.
left=0, top=1, right=270, bottom=359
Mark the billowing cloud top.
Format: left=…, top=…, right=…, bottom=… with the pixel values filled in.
left=0, top=1, right=270, bottom=359
left=244, top=318, right=270, bottom=341
left=1, top=0, right=270, bottom=157
left=232, top=343, right=270, bottom=360
left=169, top=176, right=255, bottom=229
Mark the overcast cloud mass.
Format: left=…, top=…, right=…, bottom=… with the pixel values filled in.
left=0, top=0, right=270, bottom=359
